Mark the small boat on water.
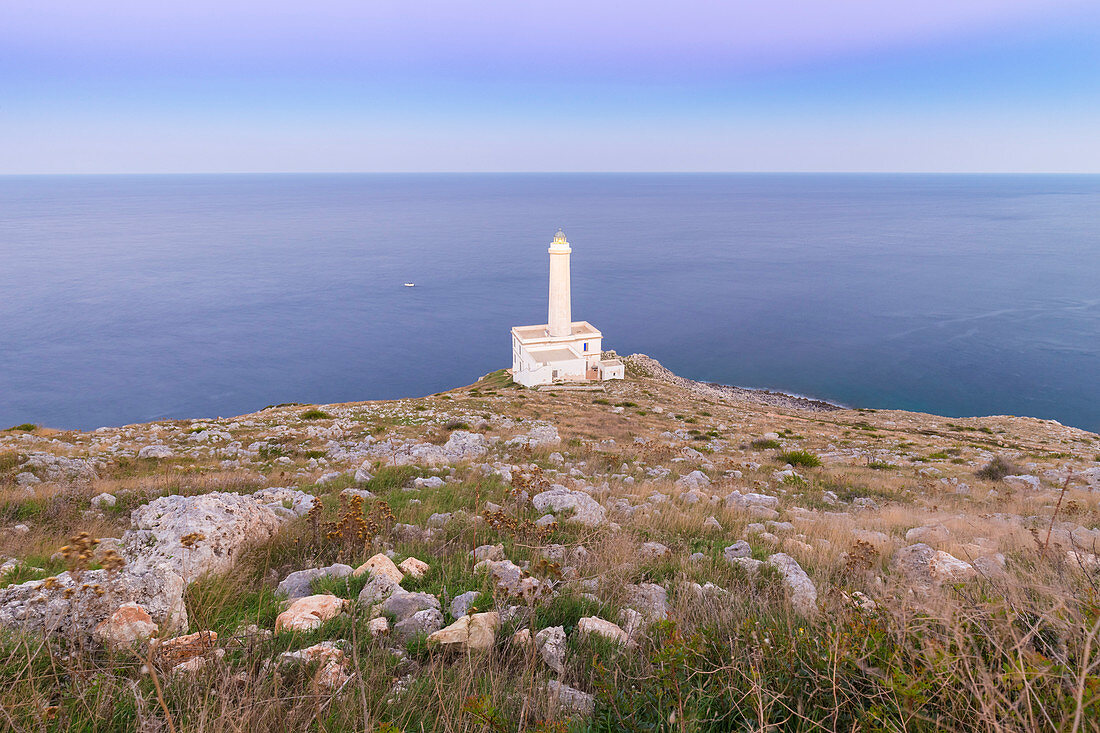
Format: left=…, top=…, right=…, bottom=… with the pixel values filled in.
left=404, top=283, right=415, bottom=287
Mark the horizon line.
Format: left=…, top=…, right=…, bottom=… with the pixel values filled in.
left=3, top=170, right=1100, bottom=176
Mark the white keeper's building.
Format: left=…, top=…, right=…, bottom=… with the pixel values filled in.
left=510, top=230, right=624, bottom=387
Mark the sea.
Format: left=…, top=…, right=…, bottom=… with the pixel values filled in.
left=1, top=173, right=1098, bottom=433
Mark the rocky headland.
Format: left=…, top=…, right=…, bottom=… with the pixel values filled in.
left=1, top=354, right=1098, bottom=731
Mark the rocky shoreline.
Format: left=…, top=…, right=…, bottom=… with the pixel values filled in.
left=624, top=353, right=843, bottom=412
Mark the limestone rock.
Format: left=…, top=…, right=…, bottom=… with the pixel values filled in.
left=476, top=559, right=550, bottom=601
left=353, top=553, right=404, bottom=583
left=1004, top=474, right=1041, bottom=490
left=675, top=470, right=710, bottom=489
left=138, top=444, right=174, bottom=459
left=625, top=583, right=668, bottom=623
left=506, top=422, right=558, bottom=444
left=723, top=541, right=752, bottom=561
left=274, top=594, right=348, bottom=633
left=252, top=487, right=316, bottom=517
left=891, top=543, right=936, bottom=580
left=277, top=564, right=353, bottom=601
left=381, top=592, right=440, bottom=622
left=726, top=491, right=779, bottom=510
left=905, top=525, right=950, bottom=545
left=357, top=575, right=402, bottom=605
left=929, top=551, right=976, bottom=582
left=535, top=625, right=566, bottom=673
left=577, top=617, right=629, bottom=645
left=450, top=590, right=481, bottom=619
left=0, top=564, right=187, bottom=638
left=766, top=553, right=817, bottom=615
left=398, top=557, right=430, bottom=579
left=279, top=641, right=350, bottom=690
left=545, top=680, right=595, bottom=716
left=471, top=544, right=505, bottom=562
left=619, top=607, right=645, bottom=637
left=394, top=608, right=444, bottom=639
left=91, top=493, right=116, bottom=509
left=373, top=430, right=487, bottom=466
left=156, top=630, right=218, bottom=669
left=892, top=543, right=975, bottom=583
left=639, top=542, right=669, bottom=559
left=368, top=617, right=389, bottom=637
left=532, top=485, right=606, bottom=527
left=123, top=491, right=291, bottom=583
left=428, top=611, right=499, bottom=651
left=92, top=602, right=158, bottom=648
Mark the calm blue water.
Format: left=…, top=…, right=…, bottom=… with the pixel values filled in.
left=1, top=174, right=1098, bottom=433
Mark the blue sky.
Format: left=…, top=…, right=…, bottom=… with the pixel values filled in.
left=2, top=1, right=1099, bottom=173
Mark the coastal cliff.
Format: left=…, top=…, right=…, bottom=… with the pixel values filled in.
left=1, top=355, right=1098, bottom=730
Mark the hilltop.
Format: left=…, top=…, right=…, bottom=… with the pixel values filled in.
left=1, top=355, right=1098, bottom=731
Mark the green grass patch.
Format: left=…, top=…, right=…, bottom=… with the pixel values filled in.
left=775, top=449, right=822, bottom=467
left=532, top=593, right=618, bottom=636
left=300, top=409, right=332, bottom=420
left=751, top=438, right=780, bottom=450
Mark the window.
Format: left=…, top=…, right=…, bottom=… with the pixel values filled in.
left=583, top=342, right=588, bottom=352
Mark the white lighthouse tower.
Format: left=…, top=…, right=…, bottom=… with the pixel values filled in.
left=547, top=229, right=572, bottom=337
left=510, top=230, right=624, bottom=387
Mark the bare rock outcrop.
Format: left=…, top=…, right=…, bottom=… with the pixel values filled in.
left=122, top=491, right=294, bottom=582
left=766, top=553, right=818, bottom=615
left=1, top=489, right=308, bottom=639
left=532, top=485, right=606, bottom=527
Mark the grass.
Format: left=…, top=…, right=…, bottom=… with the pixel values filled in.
left=300, top=409, right=332, bottom=421
left=0, top=451, right=23, bottom=476
left=977, top=455, right=1019, bottom=481
left=775, top=449, right=822, bottom=467
left=750, top=438, right=780, bottom=450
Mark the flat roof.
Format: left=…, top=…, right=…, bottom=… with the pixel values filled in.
left=512, top=321, right=602, bottom=342
left=529, top=347, right=581, bottom=364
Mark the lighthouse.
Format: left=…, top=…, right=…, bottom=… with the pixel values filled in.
left=547, top=229, right=572, bottom=337
left=509, top=230, right=624, bottom=387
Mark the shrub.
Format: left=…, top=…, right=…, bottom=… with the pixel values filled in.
left=443, top=419, right=470, bottom=431
left=751, top=438, right=780, bottom=450
left=776, top=449, right=822, bottom=467
left=299, top=409, right=331, bottom=420
left=6, top=423, right=36, bottom=432
left=977, top=455, right=1018, bottom=481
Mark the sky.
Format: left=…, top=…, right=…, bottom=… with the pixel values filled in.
left=2, top=1, right=1099, bottom=173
